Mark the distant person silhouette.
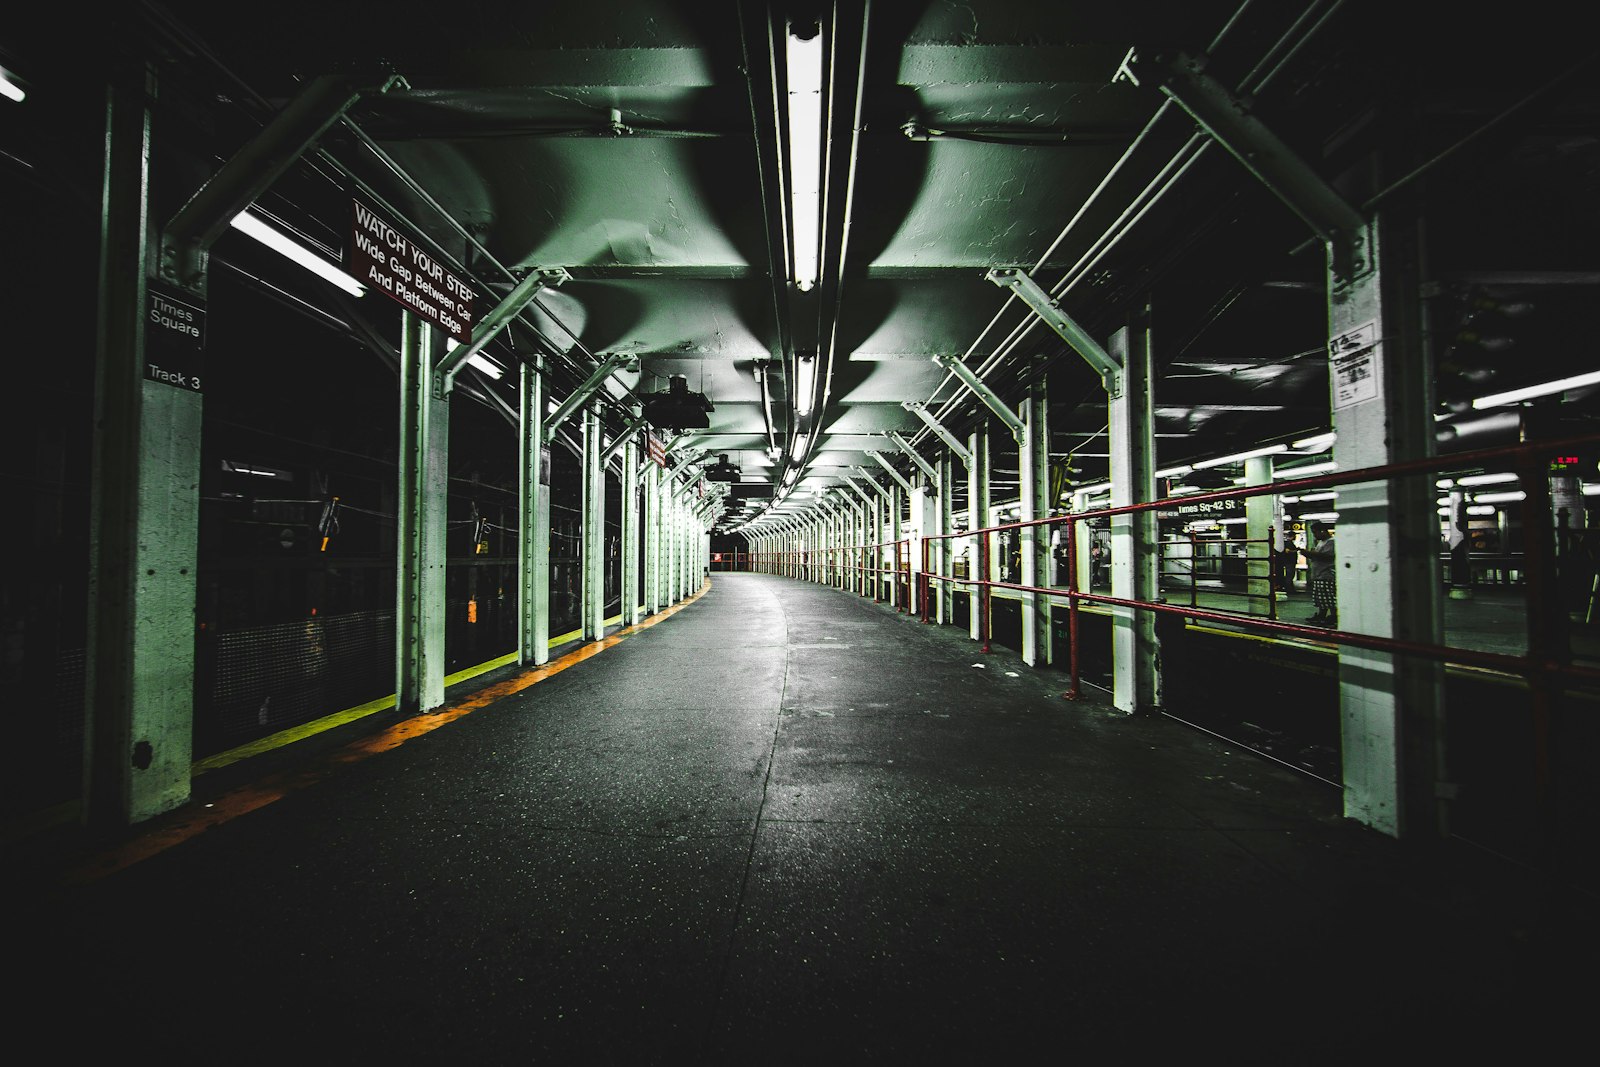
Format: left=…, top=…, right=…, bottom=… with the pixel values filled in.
left=1307, top=521, right=1337, bottom=627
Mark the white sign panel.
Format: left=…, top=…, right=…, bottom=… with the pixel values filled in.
left=1329, top=319, right=1380, bottom=410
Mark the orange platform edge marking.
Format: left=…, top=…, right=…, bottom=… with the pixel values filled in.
left=60, top=582, right=711, bottom=885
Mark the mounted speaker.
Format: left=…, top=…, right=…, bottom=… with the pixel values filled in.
left=642, top=375, right=713, bottom=430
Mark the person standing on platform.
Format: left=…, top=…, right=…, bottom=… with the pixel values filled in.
left=1307, top=520, right=1337, bottom=626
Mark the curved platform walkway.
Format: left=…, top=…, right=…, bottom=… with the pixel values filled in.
left=15, top=574, right=1594, bottom=1061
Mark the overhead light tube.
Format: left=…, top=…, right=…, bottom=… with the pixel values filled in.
left=1472, top=369, right=1600, bottom=409
left=793, top=353, right=816, bottom=417
left=1191, top=443, right=1288, bottom=469
left=231, top=211, right=366, bottom=297
left=0, top=66, right=25, bottom=103
left=785, top=21, right=823, bottom=293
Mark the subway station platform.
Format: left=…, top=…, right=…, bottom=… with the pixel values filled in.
left=14, top=573, right=1597, bottom=1061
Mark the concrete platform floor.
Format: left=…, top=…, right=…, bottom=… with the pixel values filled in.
left=13, top=573, right=1596, bottom=1062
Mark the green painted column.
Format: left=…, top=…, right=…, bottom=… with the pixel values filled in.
left=622, top=438, right=640, bottom=625
left=518, top=361, right=551, bottom=665
left=967, top=428, right=991, bottom=641
left=1108, top=309, right=1161, bottom=715
left=1328, top=215, right=1444, bottom=838
left=396, top=314, right=449, bottom=715
left=1019, top=379, right=1050, bottom=665
left=85, top=62, right=198, bottom=827
left=581, top=404, right=605, bottom=640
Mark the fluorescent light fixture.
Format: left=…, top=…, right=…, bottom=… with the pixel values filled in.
left=1582, top=484, right=1600, bottom=496
left=0, top=67, right=25, bottom=103
left=1437, top=507, right=1451, bottom=516
left=1472, top=369, right=1600, bottom=409
left=1299, top=511, right=1339, bottom=521
left=231, top=211, right=366, bottom=297
left=1217, top=517, right=1248, bottom=525
left=446, top=341, right=504, bottom=380
left=1154, top=464, right=1192, bottom=478
left=1436, top=478, right=1454, bottom=489
left=1291, top=492, right=1338, bottom=503
left=1473, top=490, right=1526, bottom=504
left=1275, top=461, right=1336, bottom=479
left=793, top=433, right=811, bottom=458
left=1292, top=432, right=1335, bottom=452
left=1455, top=472, right=1518, bottom=487
left=793, top=353, right=816, bottom=417
left=1467, top=505, right=1498, bottom=516
left=1192, top=443, right=1287, bottom=469
left=1169, top=485, right=1203, bottom=496
left=785, top=21, right=823, bottom=292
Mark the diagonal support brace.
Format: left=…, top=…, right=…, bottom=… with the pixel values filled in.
left=545, top=351, right=635, bottom=439
left=931, top=354, right=1028, bottom=438
left=1136, top=50, right=1370, bottom=281
left=902, top=401, right=973, bottom=467
left=984, top=268, right=1122, bottom=396
left=867, top=452, right=916, bottom=495
left=437, top=267, right=570, bottom=396
left=885, top=432, right=939, bottom=483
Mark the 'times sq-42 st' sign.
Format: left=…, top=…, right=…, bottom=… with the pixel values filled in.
left=346, top=197, right=475, bottom=342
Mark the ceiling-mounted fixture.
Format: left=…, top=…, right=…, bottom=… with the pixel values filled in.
left=641, top=374, right=714, bottom=430
left=785, top=17, right=823, bottom=293
left=1472, top=369, right=1600, bottom=409
left=230, top=211, right=366, bottom=297
left=705, top=454, right=743, bottom=482
left=793, top=351, right=816, bottom=418
left=0, top=64, right=26, bottom=103
left=1191, top=443, right=1288, bottom=470
left=445, top=340, right=504, bottom=380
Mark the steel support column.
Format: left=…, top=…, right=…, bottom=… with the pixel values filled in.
left=1019, top=378, right=1051, bottom=665
left=581, top=404, right=605, bottom=640
left=968, top=427, right=991, bottom=641
left=396, top=314, right=449, bottom=715
left=1108, top=310, right=1160, bottom=714
left=1330, top=215, right=1444, bottom=838
left=621, top=438, right=641, bottom=626
left=1245, top=456, right=1274, bottom=616
left=85, top=63, right=197, bottom=827
left=937, top=451, right=954, bottom=624
left=518, top=361, right=551, bottom=665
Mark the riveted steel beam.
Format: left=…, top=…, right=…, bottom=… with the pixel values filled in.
left=885, top=432, right=939, bottom=483
left=902, top=401, right=972, bottom=466
left=931, top=354, right=1027, bottom=438
left=546, top=351, right=635, bottom=439
left=438, top=267, right=570, bottom=395
left=984, top=268, right=1121, bottom=396
left=163, top=72, right=402, bottom=289
left=867, top=451, right=916, bottom=494
left=1140, top=50, right=1370, bottom=281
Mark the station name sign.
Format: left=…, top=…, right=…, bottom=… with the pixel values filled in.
left=1174, top=496, right=1243, bottom=518
left=146, top=282, right=205, bottom=392
left=346, top=196, right=475, bottom=342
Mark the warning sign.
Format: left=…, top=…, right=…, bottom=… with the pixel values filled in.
left=346, top=197, right=476, bottom=342
left=1329, top=319, right=1379, bottom=410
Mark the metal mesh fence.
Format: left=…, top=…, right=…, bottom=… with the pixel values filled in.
left=201, top=609, right=395, bottom=753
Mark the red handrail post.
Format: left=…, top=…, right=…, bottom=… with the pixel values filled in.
left=978, top=528, right=991, bottom=653
left=920, top=537, right=931, bottom=623
left=1066, top=515, right=1080, bottom=700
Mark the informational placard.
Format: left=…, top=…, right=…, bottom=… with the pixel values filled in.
left=1329, top=319, right=1379, bottom=409
left=146, top=282, right=205, bottom=392
left=646, top=433, right=668, bottom=468
left=347, top=196, right=475, bottom=342
left=1176, top=495, right=1243, bottom=518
